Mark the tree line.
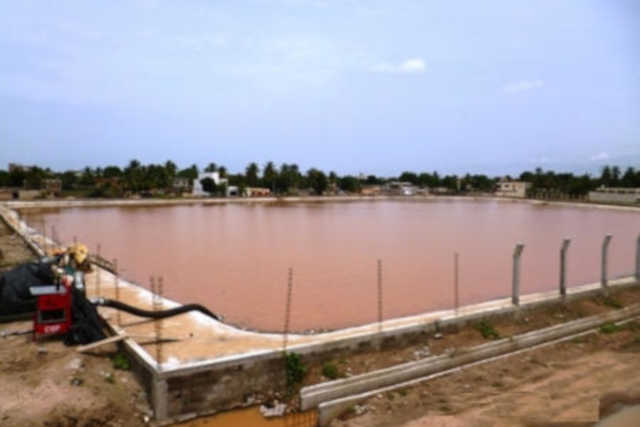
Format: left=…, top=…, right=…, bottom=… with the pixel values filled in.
left=0, top=160, right=639, bottom=198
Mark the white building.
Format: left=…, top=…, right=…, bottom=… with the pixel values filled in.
left=226, top=185, right=239, bottom=197
left=495, top=180, right=531, bottom=198
left=385, top=181, right=417, bottom=196
left=192, top=172, right=228, bottom=196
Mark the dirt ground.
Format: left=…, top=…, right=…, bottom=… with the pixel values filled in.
left=0, top=325, right=151, bottom=427
left=0, top=219, right=150, bottom=427
left=330, top=320, right=640, bottom=427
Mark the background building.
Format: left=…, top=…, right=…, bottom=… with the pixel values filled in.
left=192, top=172, right=228, bottom=196
left=495, top=180, right=531, bottom=198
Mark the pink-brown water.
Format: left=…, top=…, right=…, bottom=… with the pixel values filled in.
left=20, top=200, right=639, bottom=331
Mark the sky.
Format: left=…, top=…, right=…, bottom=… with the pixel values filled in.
left=0, top=0, right=638, bottom=177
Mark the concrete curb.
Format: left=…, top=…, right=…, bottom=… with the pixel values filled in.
left=301, top=303, right=640, bottom=412
left=0, top=205, right=45, bottom=257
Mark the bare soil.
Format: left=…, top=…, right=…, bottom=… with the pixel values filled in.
left=330, top=325, right=640, bottom=427
left=0, top=325, right=151, bottom=427
left=0, top=219, right=149, bottom=427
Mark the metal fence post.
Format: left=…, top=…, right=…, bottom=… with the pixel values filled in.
left=377, top=259, right=383, bottom=334
left=560, top=238, right=571, bottom=298
left=96, top=243, right=101, bottom=298
left=282, top=268, right=293, bottom=352
left=114, top=258, right=120, bottom=326
left=601, top=234, right=612, bottom=288
left=636, top=234, right=640, bottom=282
left=512, top=243, right=525, bottom=306
left=454, top=252, right=459, bottom=312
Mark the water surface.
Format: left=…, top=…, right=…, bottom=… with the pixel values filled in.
left=21, top=199, right=639, bottom=331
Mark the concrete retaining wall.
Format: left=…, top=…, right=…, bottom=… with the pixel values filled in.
left=589, top=190, right=640, bottom=205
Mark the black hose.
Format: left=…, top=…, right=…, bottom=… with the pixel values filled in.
left=91, top=298, right=220, bottom=321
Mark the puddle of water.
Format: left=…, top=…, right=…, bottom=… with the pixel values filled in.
left=177, top=407, right=317, bottom=427
left=597, top=405, right=640, bottom=427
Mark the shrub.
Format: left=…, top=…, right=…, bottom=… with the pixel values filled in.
left=600, top=322, right=621, bottom=334
left=474, top=320, right=500, bottom=339
left=285, top=352, right=307, bottom=389
left=111, top=352, right=131, bottom=370
left=322, top=362, right=340, bottom=380
left=602, top=296, right=623, bottom=309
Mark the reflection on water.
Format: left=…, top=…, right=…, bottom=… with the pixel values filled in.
left=20, top=200, right=639, bottom=331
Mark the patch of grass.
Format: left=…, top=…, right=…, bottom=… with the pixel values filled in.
left=285, top=352, right=307, bottom=390
left=474, top=320, right=500, bottom=340
left=322, top=362, right=341, bottom=380
left=602, top=296, right=623, bottom=309
left=111, top=352, right=131, bottom=371
left=600, top=322, right=622, bottom=334
left=626, top=321, right=640, bottom=332
left=571, top=335, right=588, bottom=344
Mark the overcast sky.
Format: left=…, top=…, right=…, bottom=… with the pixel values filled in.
left=1, top=0, right=638, bottom=176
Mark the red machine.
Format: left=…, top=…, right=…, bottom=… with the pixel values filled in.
left=31, top=276, right=72, bottom=340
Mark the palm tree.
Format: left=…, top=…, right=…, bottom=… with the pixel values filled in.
left=245, top=162, right=259, bottom=187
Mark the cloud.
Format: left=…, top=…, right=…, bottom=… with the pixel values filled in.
left=502, top=80, right=544, bottom=94
left=371, top=58, right=426, bottom=74
left=590, top=152, right=610, bottom=161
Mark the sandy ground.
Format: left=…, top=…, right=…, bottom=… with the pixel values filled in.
left=331, top=325, right=640, bottom=427
left=0, top=324, right=151, bottom=427
left=0, top=219, right=150, bottom=427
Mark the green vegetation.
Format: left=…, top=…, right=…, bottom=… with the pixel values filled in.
left=111, top=352, right=131, bottom=370
left=4, top=159, right=638, bottom=200
left=200, top=177, right=217, bottom=195
left=600, top=322, right=622, bottom=334
left=474, top=320, right=500, bottom=339
left=322, top=361, right=341, bottom=380
left=626, top=321, right=640, bottom=332
left=285, top=352, right=307, bottom=390
left=601, top=296, right=623, bottom=309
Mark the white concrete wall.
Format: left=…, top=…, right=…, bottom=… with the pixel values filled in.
left=589, top=190, right=640, bottom=205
